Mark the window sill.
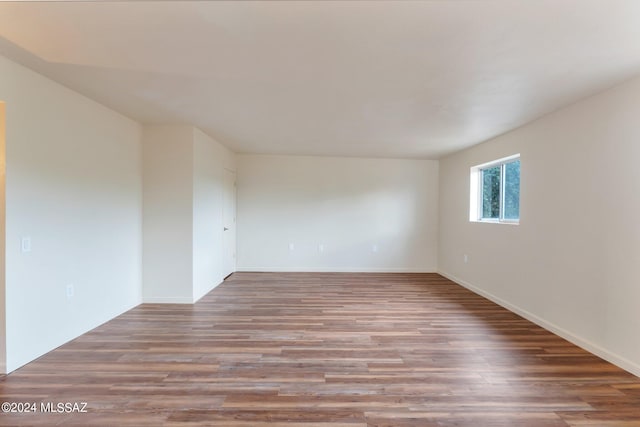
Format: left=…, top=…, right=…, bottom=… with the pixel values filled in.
left=471, top=219, right=520, bottom=226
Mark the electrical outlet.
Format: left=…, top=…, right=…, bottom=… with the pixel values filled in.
left=464, top=254, right=468, bottom=263
left=289, top=243, right=295, bottom=251
left=21, top=237, right=31, bottom=253
left=66, top=284, right=74, bottom=299
left=372, top=244, right=379, bottom=253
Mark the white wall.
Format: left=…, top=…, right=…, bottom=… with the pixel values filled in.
left=237, top=155, right=438, bottom=272
left=1, top=54, right=142, bottom=373
left=142, top=126, right=194, bottom=303
left=142, top=125, right=236, bottom=303
left=438, top=75, right=640, bottom=377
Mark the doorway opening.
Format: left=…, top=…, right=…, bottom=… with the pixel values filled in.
left=222, top=168, right=236, bottom=278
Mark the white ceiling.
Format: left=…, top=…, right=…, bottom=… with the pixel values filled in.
left=1, top=1, right=640, bottom=159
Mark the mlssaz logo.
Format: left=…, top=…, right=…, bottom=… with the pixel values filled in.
left=40, top=402, right=88, bottom=413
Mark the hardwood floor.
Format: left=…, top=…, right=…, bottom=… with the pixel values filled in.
left=1, top=272, right=639, bottom=426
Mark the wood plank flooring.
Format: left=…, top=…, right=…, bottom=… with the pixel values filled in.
left=1, top=272, right=639, bottom=426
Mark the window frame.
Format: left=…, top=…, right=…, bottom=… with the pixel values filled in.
left=470, top=154, right=520, bottom=225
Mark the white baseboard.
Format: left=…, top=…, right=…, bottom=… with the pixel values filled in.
left=236, top=266, right=436, bottom=273
left=142, top=296, right=194, bottom=304
left=438, top=270, right=640, bottom=378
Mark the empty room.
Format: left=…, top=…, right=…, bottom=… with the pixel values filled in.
left=1, top=1, right=640, bottom=426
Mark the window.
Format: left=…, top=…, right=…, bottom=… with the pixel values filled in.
left=470, top=154, right=520, bottom=223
